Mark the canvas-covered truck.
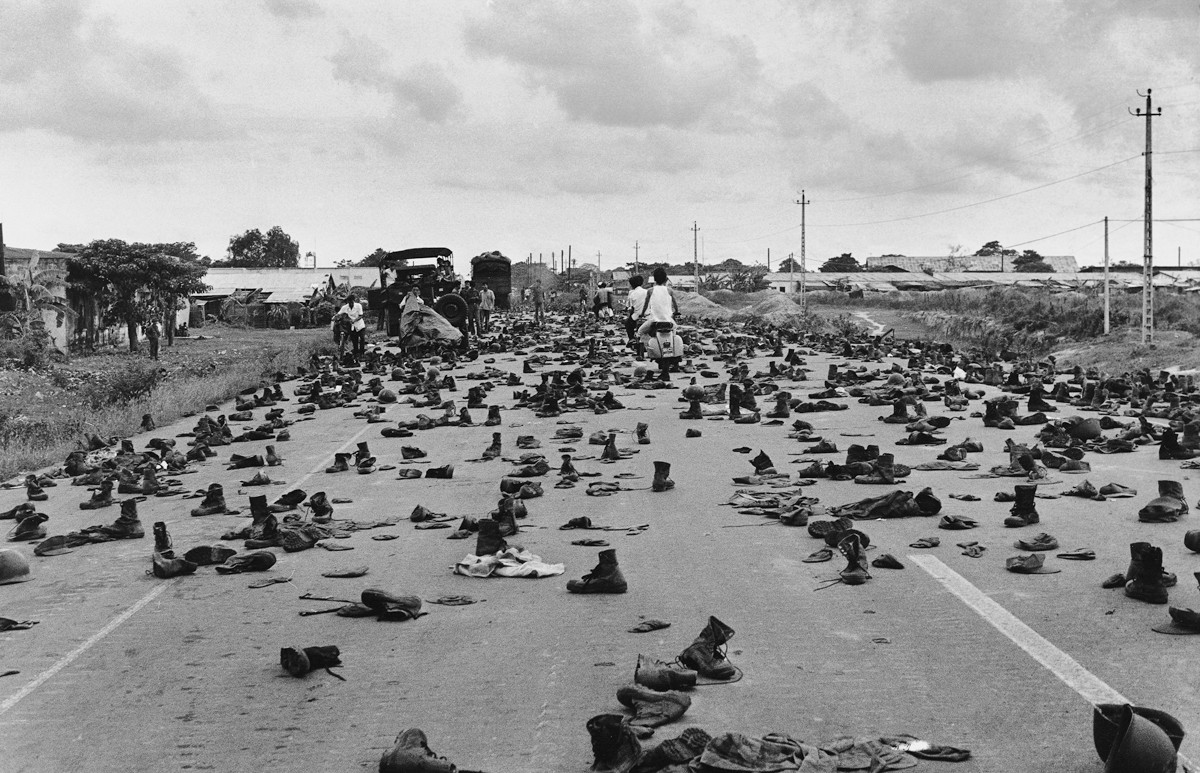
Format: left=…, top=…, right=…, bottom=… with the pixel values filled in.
left=366, top=247, right=468, bottom=337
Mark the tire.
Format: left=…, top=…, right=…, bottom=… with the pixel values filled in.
left=433, top=293, right=468, bottom=327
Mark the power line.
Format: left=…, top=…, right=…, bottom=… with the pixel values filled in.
left=1007, top=220, right=1103, bottom=248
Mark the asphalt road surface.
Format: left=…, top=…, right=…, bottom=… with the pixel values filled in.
left=2, top=318, right=1197, bottom=772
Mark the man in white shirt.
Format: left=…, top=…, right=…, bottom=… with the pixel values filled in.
left=636, top=267, right=680, bottom=381
left=624, top=275, right=647, bottom=357
left=479, top=283, right=496, bottom=333
left=338, top=294, right=366, bottom=357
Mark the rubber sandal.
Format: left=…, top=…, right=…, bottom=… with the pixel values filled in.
left=802, top=547, right=833, bottom=563
left=1056, top=548, right=1096, bottom=560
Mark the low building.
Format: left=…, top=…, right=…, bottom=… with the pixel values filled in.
left=864, top=255, right=1078, bottom=273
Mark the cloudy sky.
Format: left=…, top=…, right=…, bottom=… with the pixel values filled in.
left=2, top=0, right=1197, bottom=270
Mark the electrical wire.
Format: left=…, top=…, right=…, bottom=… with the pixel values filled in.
left=1007, top=220, right=1104, bottom=249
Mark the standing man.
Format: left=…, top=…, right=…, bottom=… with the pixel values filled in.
left=461, top=280, right=481, bottom=336
left=338, top=293, right=366, bottom=358
left=594, top=282, right=614, bottom=319
left=531, top=280, right=545, bottom=324
left=479, top=282, right=496, bottom=333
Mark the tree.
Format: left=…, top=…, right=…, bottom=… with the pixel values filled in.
left=0, top=251, right=73, bottom=363
left=777, top=257, right=802, bottom=272
left=728, top=266, right=770, bottom=292
left=715, top=258, right=746, bottom=271
left=336, top=248, right=389, bottom=268
left=68, top=240, right=210, bottom=353
left=819, top=253, right=861, bottom=272
left=1013, top=249, right=1054, bottom=273
left=222, top=226, right=300, bottom=267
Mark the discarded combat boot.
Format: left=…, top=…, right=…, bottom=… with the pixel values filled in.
left=634, top=654, right=697, bottom=691
left=227, top=453, right=265, bottom=469
left=492, top=507, right=519, bottom=539
left=1003, top=484, right=1040, bottom=527
left=601, top=433, right=620, bottom=462
left=484, top=405, right=502, bottom=426
left=1138, top=480, right=1188, bottom=523
left=677, top=616, right=737, bottom=680
left=482, top=432, right=502, bottom=460
left=214, top=550, right=277, bottom=574
left=567, top=548, right=628, bottom=594
left=8, top=513, right=49, bottom=542
left=852, top=453, right=897, bottom=485
left=190, top=483, right=228, bottom=517
left=153, top=521, right=172, bottom=552
left=99, top=499, right=145, bottom=539
left=150, top=550, right=197, bottom=579
left=1125, top=542, right=1169, bottom=604
left=838, top=532, right=871, bottom=585
left=475, top=519, right=507, bottom=557
left=679, top=400, right=704, bottom=420
left=307, top=492, right=333, bottom=523
left=182, top=544, right=238, bottom=566
left=651, top=461, right=674, bottom=492
left=362, top=588, right=425, bottom=621
left=424, top=464, right=454, bottom=479
left=587, top=714, right=642, bottom=773
left=265, top=445, right=283, bottom=467
left=616, top=684, right=691, bottom=728
left=325, top=452, right=351, bottom=473
left=1159, top=429, right=1196, bottom=461
left=25, top=477, right=48, bottom=502
left=635, top=422, right=650, bottom=445
left=79, top=479, right=115, bottom=510
left=378, top=728, right=456, bottom=773
left=268, top=489, right=306, bottom=513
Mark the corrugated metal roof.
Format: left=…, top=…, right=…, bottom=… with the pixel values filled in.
left=765, top=271, right=1148, bottom=290
left=199, top=268, right=331, bottom=298
left=864, top=255, right=1078, bottom=273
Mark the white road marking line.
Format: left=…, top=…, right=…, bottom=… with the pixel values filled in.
left=0, top=582, right=172, bottom=717
left=0, top=417, right=376, bottom=718
left=911, top=554, right=1194, bottom=770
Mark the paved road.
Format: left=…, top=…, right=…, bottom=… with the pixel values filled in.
left=1, top=322, right=1197, bottom=772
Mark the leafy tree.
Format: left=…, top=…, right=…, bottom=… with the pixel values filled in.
left=68, top=240, right=210, bottom=353
left=728, top=266, right=770, bottom=292
left=222, top=226, right=300, bottom=267
left=973, top=240, right=1017, bottom=257
left=777, top=257, right=802, bottom=272
left=0, top=252, right=73, bottom=361
left=336, top=248, right=389, bottom=268
left=1013, top=249, right=1054, bottom=273
left=819, top=253, right=861, bottom=272
left=715, top=258, right=746, bottom=271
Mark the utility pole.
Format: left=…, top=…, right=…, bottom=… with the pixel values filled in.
left=1103, top=216, right=1110, bottom=335
left=634, top=241, right=640, bottom=274
left=795, top=191, right=810, bottom=310
left=1131, top=89, right=1161, bottom=345
left=788, top=252, right=794, bottom=296
left=766, top=248, right=770, bottom=273
left=692, top=221, right=700, bottom=291
left=596, top=250, right=601, bottom=275
left=567, top=245, right=572, bottom=279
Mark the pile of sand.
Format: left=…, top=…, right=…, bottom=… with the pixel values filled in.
left=732, top=292, right=806, bottom=324
left=675, top=291, right=733, bottom=319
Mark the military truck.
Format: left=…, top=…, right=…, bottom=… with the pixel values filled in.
left=366, top=247, right=468, bottom=337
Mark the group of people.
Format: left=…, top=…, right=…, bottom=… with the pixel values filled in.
left=458, top=280, right=496, bottom=336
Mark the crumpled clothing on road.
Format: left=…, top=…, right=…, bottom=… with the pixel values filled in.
left=818, top=737, right=917, bottom=770
left=692, top=732, right=837, bottom=772
left=454, top=547, right=565, bottom=578
left=826, top=490, right=924, bottom=520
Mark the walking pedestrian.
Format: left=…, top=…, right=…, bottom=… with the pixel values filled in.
left=479, top=282, right=496, bottom=333
left=532, top=280, right=545, bottom=324
left=338, top=294, right=366, bottom=358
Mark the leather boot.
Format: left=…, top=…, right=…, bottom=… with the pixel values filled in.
left=677, top=616, right=736, bottom=680
left=651, top=461, right=674, bottom=492
left=845, top=444, right=870, bottom=465
left=25, top=477, right=48, bottom=502
left=190, top=484, right=227, bottom=517
left=1139, top=480, right=1188, bottom=523
left=567, top=549, right=627, bottom=594
left=153, top=521, right=172, bottom=552
left=492, top=507, right=519, bottom=538
left=325, top=452, right=350, bottom=473
left=475, top=519, right=507, bottom=556
left=634, top=654, right=697, bottom=691
left=1004, top=484, right=1040, bottom=527
left=586, top=714, right=642, bottom=773
left=728, top=384, right=742, bottom=419
left=424, top=464, right=454, bottom=479
left=9, top=513, right=49, bottom=542
left=378, top=728, right=456, bottom=773
left=882, top=399, right=911, bottom=424
left=150, top=550, right=197, bottom=579
left=308, top=492, right=333, bottom=523
left=482, top=432, right=502, bottom=459
left=265, top=445, right=283, bottom=466
left=838, top=532, right=871, bottom=585
left=1159, top=430, right=1196, bottom=461
left=244, top=496, right=280, bottom=549
left=269, top=489, right=306, bottom=512
left=635, top=423, right=649, bottom=445
left=101, top=499, right=145, bottom=539
left=1125, top=542, right=1169, bottom=604
left=280, top=644, right=342, bottom=677
left=79, top=479, right=115, bottom=510
left=679, top=399, right=703, bottom=420
left=484, top=405, right=502, bottom=426
left=853, top=453, right=895, bottom=485
left=601, top=433, right=620, bottom=462
left=227, top=453, right=264, bottom=469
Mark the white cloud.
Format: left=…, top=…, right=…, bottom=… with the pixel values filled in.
left=329, top=32, right=461, bottom=124
left=263, top=0, right=322, bottom=20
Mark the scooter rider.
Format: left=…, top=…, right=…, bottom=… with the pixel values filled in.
left=636, top=267, right=680, bottom=381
